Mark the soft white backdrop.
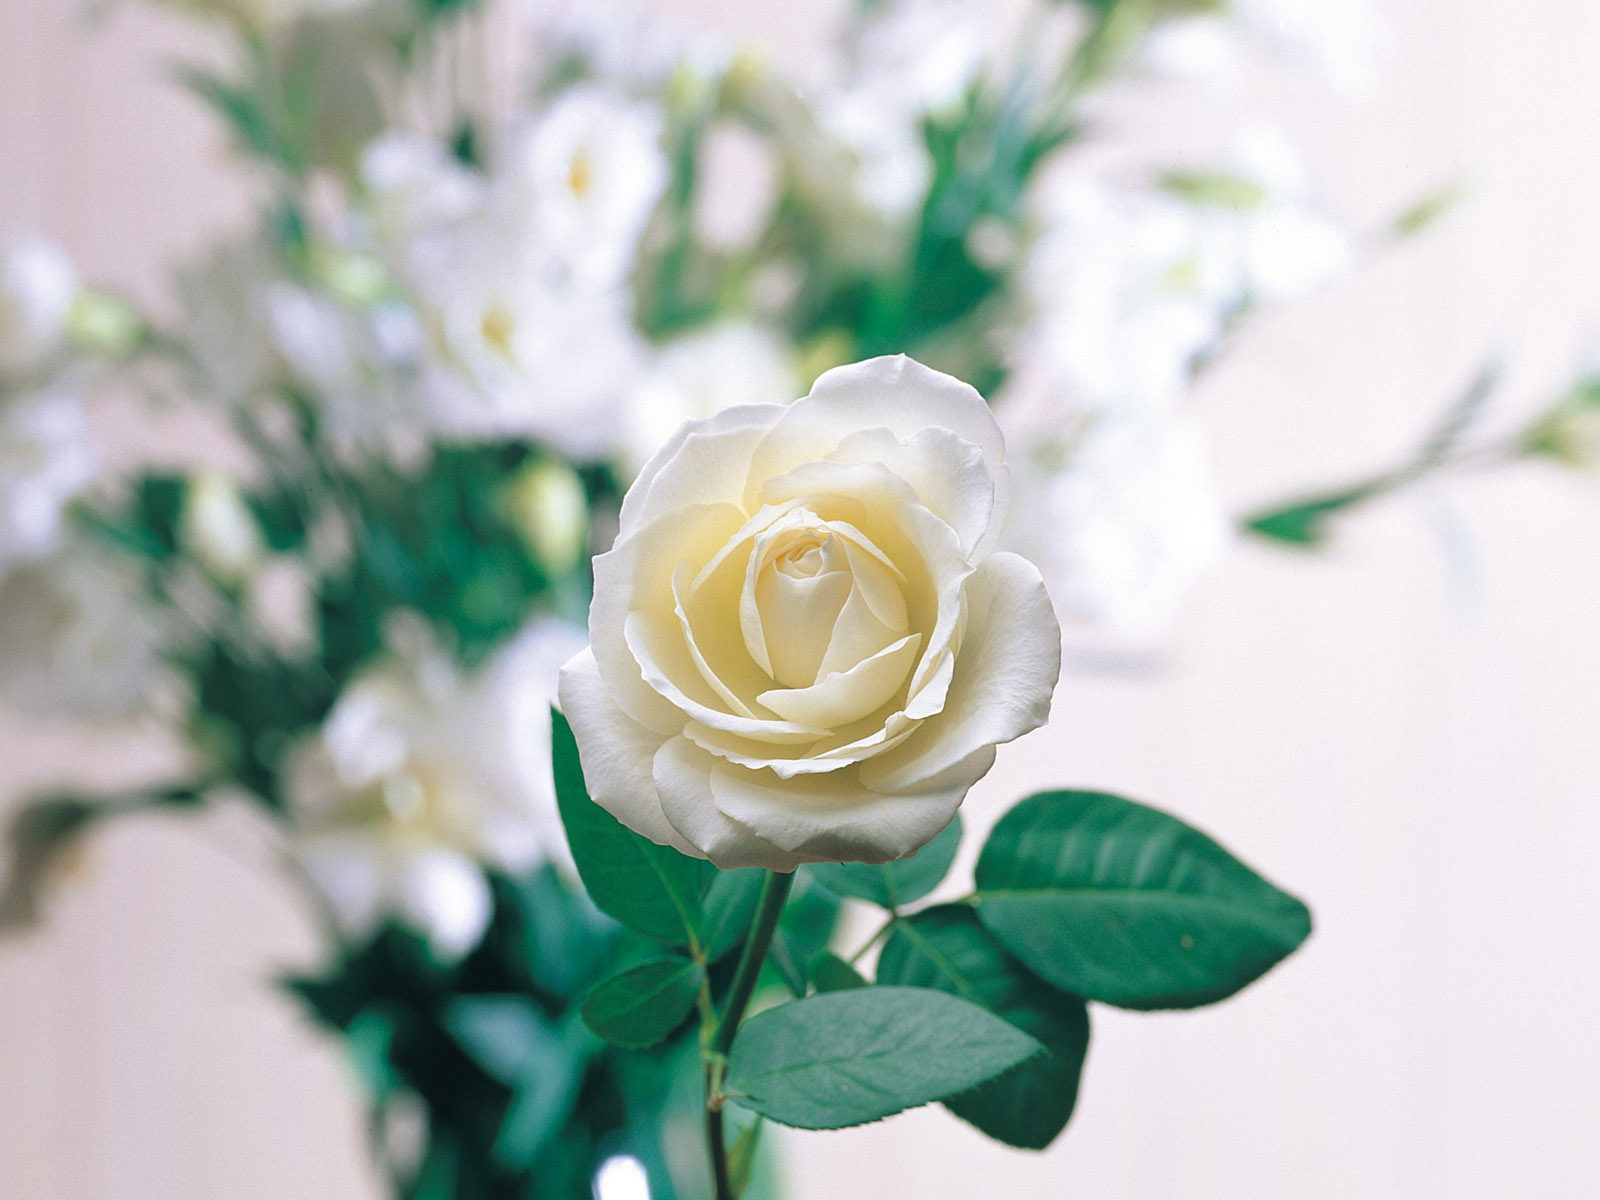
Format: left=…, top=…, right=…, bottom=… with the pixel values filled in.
left=3, top=1, right=1600, bottom=1197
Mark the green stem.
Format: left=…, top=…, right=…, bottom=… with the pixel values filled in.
left=710, top=870, right=794, bottom=1058
left=703, top=869, right=795, bottom=1200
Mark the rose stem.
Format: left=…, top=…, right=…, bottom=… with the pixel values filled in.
left=704, top=869, right=796, bottom=1200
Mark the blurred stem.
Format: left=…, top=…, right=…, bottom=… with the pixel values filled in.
left=703, top=869, right=795, bottom=1200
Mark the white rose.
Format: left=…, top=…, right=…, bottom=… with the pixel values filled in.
left=558, top=355, right=1061, bottom=871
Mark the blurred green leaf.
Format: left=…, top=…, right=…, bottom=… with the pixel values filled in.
left=806, top=951, right=867, bottom=993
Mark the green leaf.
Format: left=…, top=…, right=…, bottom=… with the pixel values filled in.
left=808, top=814, right=962, bottom=910
left=722, top=986, right=1044, bottom=1130
left=445, top=996, right=563, bottom=1085
left=701, top=868, right=767, bottom=963
left=807, top=951, right=868, bottom=993
left=581, top=957, right=705, bottom=1049
left=552, top=710, right=710, bottom=948
left=1242, top=486, right=1374, bottom=547
left=974, top=791, right=1312, bottom=1011
left=878, top=906, right=1089, bottom=1149
left=444, top=996, right=589, bottom=1170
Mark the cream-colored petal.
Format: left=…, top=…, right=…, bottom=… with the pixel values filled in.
left=829, top=424, right=1007, bottom=558
left=619, top=401, right=784, bottom=537
left=758, top=633, right=921, bottom=729
left=625, top=612, right=826, bottom=743
left=556, top=647, right=700, bottom=855
left=653, top=737, right=821, bottom=870
left=671, top=562, right=756, bottom=719
left=860, top=552, right=1060, bottom=793
left=757, top=562, right=853, bottom=687
left=708, top=760, right=969, bottom=864
left=590, top=501, right=747, bottom=735
left=682, top=706, right=921, bottom=777
left=742, top=355, right=1005, bottom=512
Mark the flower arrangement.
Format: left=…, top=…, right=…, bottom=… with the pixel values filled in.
left=1, top=0, right=1593, bottom=1196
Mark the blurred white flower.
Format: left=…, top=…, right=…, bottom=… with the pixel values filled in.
left=622, top=320, right=799, bottom=477
left=1002, top=413, right=1232, bottom=641
left=177, top=236, right=418, bottom=440
left=287, top=617, right=587, bottom=959
left=359, top=133, right=483, bottom=265
left=414, top=244, right=643, bottom=459
left=1190, top=124, right=1353, bottom=307
left=1143, top=0, right=1382, bottom=95
left=0, top=543, right=166, bottom=720
left=180, top=469, right=264, bottom=586
left=508, top=85, right=670, bottom=290
left=0, top=389, right=95, bottom=568
left=843, top=0, right=989, bottom=116
left=0, top=235, right=78, bottom=378
left=1021, top=171, right=1222, bottom=417
left=522, top=0, right=728, bottom=92
left=504, top=457, right=590, bottom=577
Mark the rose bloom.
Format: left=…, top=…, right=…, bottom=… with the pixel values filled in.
left=558, top=355, right=1061, bottom=871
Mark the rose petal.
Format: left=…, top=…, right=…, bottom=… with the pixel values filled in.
left=619, top=401, right=784, bottom=537
left=829, top=424, right=1007, bottom=558
left=860, top=552, right=1060, bottom=792
left=708, top=760, right=969, bottom=864
left=557, top=647, right=701, bottom=855
left=758, top=632, right=921, bottom=728
left=591, top=501, right=748, bottom=735
left=741, top=355, right=1005, bottom=512
left=625, top=612, right=827, bottom=743
left=653, top=736, right=821, bottom=870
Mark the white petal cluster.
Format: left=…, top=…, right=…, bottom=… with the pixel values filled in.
left=0, top=389, right=95, bottom=569
left=0, top=235, right=78, bottom=378
left=0, top=543, right=167, bottom=720
left=1022, top=173, right=1222, bottom=418
left=288, top=618, right=587, bottom=959
left=175, top=235, right=419, bottom=441
left=559, top=355, right=1061, bottom=871
left=358, top=88, right=669, bottom=459
left=1143, top=0, right=1383, bottom=95
left=1001, top=414, right=1232, bottom=641
left=1020, top=131, right=1349, bottom=419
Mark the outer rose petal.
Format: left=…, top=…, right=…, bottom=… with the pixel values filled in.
left=652, top=736, right=813, bottom=870
left=707, top=757, right=972, bottom=865
left=557, top=647, right=700, bottom=856
left=619, top=402, right=784, bottom=538
left=742, top=356, right=1006, bottom=513
left=860, top=552, right=1060, bottom=793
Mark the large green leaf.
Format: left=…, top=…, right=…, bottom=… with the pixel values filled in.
left=444, top=996, right=590, bottom=1171
left=974, top=791, right=1312, bottom=1011
left=552, top=710, right=710, bottom=948
left=580, top=957, right=705, bottom=1049
left=808, top=814, right=963, bottom=910
left=722, top=986, right=1043, bottom=1130
left=878, top=905, right=1089, bottom=1148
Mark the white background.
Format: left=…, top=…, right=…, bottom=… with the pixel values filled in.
left=3, top=1, right=1600, bottom=1196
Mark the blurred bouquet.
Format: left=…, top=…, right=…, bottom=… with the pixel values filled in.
left=3, top=0, right=1595, bottom=1197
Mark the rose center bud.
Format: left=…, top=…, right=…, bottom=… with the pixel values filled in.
left=746, top=509, right=910, bottom=691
